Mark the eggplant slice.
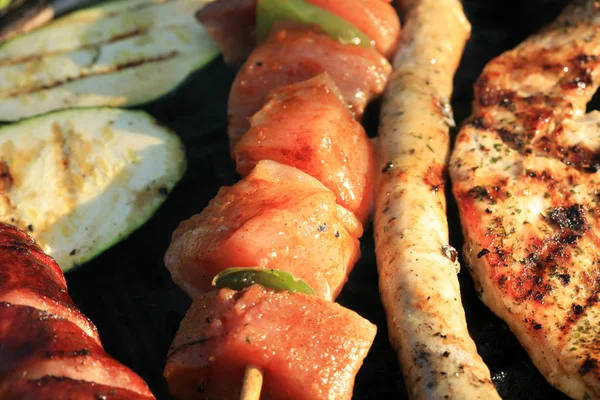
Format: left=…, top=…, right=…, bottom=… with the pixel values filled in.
left=0, top=107, right=186, bottom=272
left=0, top=0, right=220, bottom=121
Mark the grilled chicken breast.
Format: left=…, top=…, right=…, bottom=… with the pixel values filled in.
left=374, top=0, right=500, bottom=398
left=450, top=1, right=600, bottom=398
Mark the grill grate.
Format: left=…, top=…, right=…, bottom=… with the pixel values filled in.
left=56, top=0, right=574, bottom=398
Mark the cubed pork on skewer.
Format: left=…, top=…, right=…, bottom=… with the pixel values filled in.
left=164, top=285, right=376, bottom=400
left=197, top=0, right=400, bottom=64
left=164, top=1, right=401, bottom=398
left=235, top=73, right=375, bottom=224
left=164, top=160, right=363, bottom=301
left=227, top=22, right=391, bottom=150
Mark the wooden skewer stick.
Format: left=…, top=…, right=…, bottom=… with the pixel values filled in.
left=240, top=364, right=264, bottom=400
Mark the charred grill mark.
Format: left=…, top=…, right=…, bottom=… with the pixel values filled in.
left=563, top=69, right=594, bottom=91
left=412, top=343, right=432, bottom=369
left=502, top=208, right=595, bottom=307
left=470, top=52, right=600, bottom=172
left=0, top=160, right=13, bottom=191
left=496, top=127, right=530, bottom=151
left=423, top=163, right=447, bottom=192
left=525, top=170, right=556, bottom=180
left=466, top=184, right=509, bottom=205
left=468, top=186, right=491, bottom=201
left=530, top=320, right=543, bottom=330
left=1, top=51, right=180, bottom=98
left=467, top=186, right=497, bottom=205
left=480, top=242, right=512, bottom=269
left=477, top=84, right=516, bottom=110
left=51, top=123, right=77, bottom=215
left=498, top=275, right=507, bottom=287
left=534, top=136, right=600, bottom=173
left=558, top=274, right=571, bottom=285
left=561, top=53, right=598, bottom=91
left=43, top=348, right=90, bottom=359
left=477, top=249, right=490, bottom=258
left=168, top=336, right=219, bottom=358
left=467, top=116, right=485, bottom=130
left=498, top=236, right=575, bottom=304
left=524, top=168, right=561, bottom=194
left=473, top=94, right=562, bottom=152
left=0, top=0, right=180, bottom=67
left=547, top=205, right=588, bottom=233
left=381, top=161, right=394, bottom=173
left=561, top=296, right=595, bottom=334
left=579, top=356, right=598, bottom=376
left=0, top=28, right=146, bottom=67
left=494, top=246, right=508, bottom=263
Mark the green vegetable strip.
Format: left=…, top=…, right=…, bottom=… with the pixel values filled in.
left=213, top=267, right=316, bottom=295
left=256, top=0, right=373, bottom=47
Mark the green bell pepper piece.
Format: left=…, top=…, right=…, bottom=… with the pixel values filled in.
left=256, top=0, right=373, bottom=48
left=212, top=267, right=316, bottom=295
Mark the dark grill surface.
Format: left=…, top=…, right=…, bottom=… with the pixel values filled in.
left=52, top=0, right=577, bottom=398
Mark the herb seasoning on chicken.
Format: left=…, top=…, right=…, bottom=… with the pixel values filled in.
left=451, top=0, right=600, bottom=398
left=374, top=0, right=500, bottom=398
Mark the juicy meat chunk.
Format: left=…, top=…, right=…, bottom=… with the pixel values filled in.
left=197, top=0, right=400, bottom=62
left=374, top=0, right=500, bottom=397
left=227, top=22, right=391, bottom=150
left=450, top=1, right=600, bottom=398
left=3, top=377, right=152, bottom=400
left=164, top=286, right=377, bottom=400
left=164, top=160, right=363, bottom=301
left=0, top=224, right=99, bottom=341
left=305, top=0, right=401, bottom=59
left=0, top=223, right=155, bottom=399
left=0, top=303, right=154, bottom=398
left=235, top=73, right=375, bottom=223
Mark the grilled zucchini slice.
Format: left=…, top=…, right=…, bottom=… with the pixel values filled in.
left=0, top=0, right=220, bottom=121
left=0, top=107, right=186, bottom=271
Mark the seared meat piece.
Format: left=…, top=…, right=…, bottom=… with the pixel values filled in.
left=374, top=0, right=500, bottom=398
left=451, top=1, right=600, bottom=398
left=235, top=73, right=375, bottom=223
left=164, top=286, right=376, bottom=400
left=197, top=0, right=400, bottom=63
left=164, top=160, right=362, bottom=301
left=303, top=0, right=400, bottom=59
left=227, top=22, right=390, bottom=150
left=0, top=223, right=154, bottom=399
